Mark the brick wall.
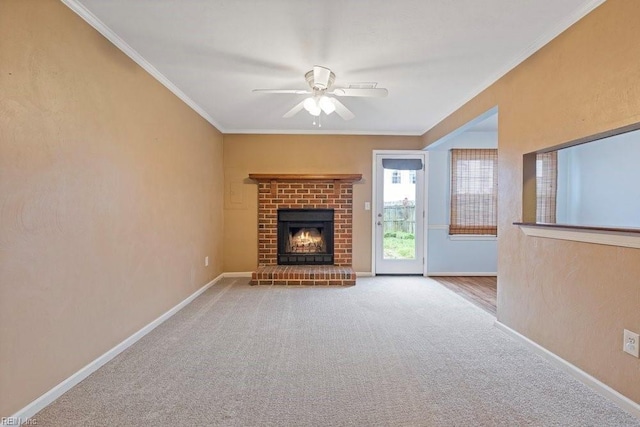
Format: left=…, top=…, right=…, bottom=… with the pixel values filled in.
left=257, top=180, right=354, bottom=266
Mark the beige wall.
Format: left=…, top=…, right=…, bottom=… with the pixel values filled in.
left=0, top=1, right=224, bottom=416
left=5, top=0, right=638, bottom=417
left=223, top=134, right=422, bottom=272
left=424, top=0, right=640, bottom=404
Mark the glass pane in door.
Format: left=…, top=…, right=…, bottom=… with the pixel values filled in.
left=382, top=168, right=417, bottom=260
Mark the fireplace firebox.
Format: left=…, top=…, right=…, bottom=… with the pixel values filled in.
left=277, top=209, right=334, bottom=265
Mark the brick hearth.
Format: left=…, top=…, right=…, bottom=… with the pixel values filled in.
left=250, top=265, right=355, bottom=286
left=248, top=174, right=361, bottom=285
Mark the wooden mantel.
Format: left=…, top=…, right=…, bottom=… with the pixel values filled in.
left=249, top=173, right=362, bottom=197
left=248, top=173, right=362, bottom=182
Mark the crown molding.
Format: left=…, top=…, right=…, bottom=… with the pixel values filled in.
left=61, top=0, right=225, bottom=132
left=62, top=0, right=605, bottom=138
left=223, top=128, right=423, bottom=136
left=61, top=0, right=420, bottom=137
left=421, top=0, right=607, bottom=136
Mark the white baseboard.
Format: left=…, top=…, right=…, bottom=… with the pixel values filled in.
left=223, top=272, right=252, bottom=278
left=494, top=321, right=640, bottom=419
left=356, top=272, right=374, bottom=277
left=428, top=272, right=497, bottom=276
left=9, top=273, right=224, bottom=423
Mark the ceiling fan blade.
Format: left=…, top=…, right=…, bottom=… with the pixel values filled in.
left=331, top=98, right=355, bottom=121
left=313, top=66, right=332, bottom=89
left=283, top=100, right=306, bottom=118
left=331, top=88, right=388, bottom=97
left=253, top=89, right=311, bottom=94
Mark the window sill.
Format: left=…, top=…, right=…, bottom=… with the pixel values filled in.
left=449, top=235, right=497, bottom=241
left=514, top=222, right=640, bottom=249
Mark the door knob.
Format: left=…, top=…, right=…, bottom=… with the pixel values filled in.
left=377, top=221, right=382, bottom=226
left=377, top=213, right=382, bottom=217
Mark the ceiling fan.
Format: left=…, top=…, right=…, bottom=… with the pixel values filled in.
left=253, top=66, right=388, bottom=121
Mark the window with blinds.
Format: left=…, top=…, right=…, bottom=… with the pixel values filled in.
left=450, top=149, right=498, bottom=235
left=536, top=151, right=557, bottom=223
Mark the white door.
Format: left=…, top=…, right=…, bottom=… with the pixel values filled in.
left=374, top=152, right=427, bottom=274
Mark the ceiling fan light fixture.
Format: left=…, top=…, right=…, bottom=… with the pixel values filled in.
left=254, top=66, right=382, bottom=122
left=303, top=97, right=316, bottom=111
left=303, top=97, right=322, bottom=116
left=319, top=96, right=336, bottom=115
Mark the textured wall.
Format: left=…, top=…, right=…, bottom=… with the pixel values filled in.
left=222, top=134, right=423, bottom=273
left=423, top=0, right=640, bottom=404
left=0, top=1, right=224, bottom=416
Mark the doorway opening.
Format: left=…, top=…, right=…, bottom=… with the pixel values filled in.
left=372, top=151, right=427, bottom=275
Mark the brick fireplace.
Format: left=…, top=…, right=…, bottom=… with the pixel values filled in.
left=248, top=174, right=361, bottom=285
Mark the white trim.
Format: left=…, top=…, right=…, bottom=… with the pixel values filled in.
left=371, top=150, right=429, bottom=276
left=60, top=0, right=223, bottom=132
left=224, top=129, right=423, bottom=136
left=495, top=321, right=640, bottom=420
left=356, top=271, right=374, bottom=277
left=420, top=0, right=606, bottom=135
left=428, top=272, right=497, bottom=277
left=428, top=224, right=449, bottom=230
left=10, top=273, right=224, bottom=423
left=518, top=225, right=640, bottom=249
left=423, top=151, right=430, bottom=277
left=223, top=271, right=252, bottom=278
left=371, top=152, right=379, bottom=276
left=61, top=0, right=605, bottom=138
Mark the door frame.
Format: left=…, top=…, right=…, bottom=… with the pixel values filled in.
left=371, top=150, right=429, bottom=276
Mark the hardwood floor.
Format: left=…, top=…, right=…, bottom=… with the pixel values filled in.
left=430, top=276, right=497, bottom=315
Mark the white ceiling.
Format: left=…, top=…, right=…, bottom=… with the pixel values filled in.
left=68, top=0, right=604, bottom=135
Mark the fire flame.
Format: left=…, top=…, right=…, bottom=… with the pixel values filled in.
left=290, top=228, right=324, bottom=253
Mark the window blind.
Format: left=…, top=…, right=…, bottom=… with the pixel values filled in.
left=381, top=158, right=423, bottom=170
left=536, top=151, right=557, bottom=223
left=450, top=149, right=498, bottom=235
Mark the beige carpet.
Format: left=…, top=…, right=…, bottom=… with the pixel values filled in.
left=35, top=276, right=639, bottom=426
